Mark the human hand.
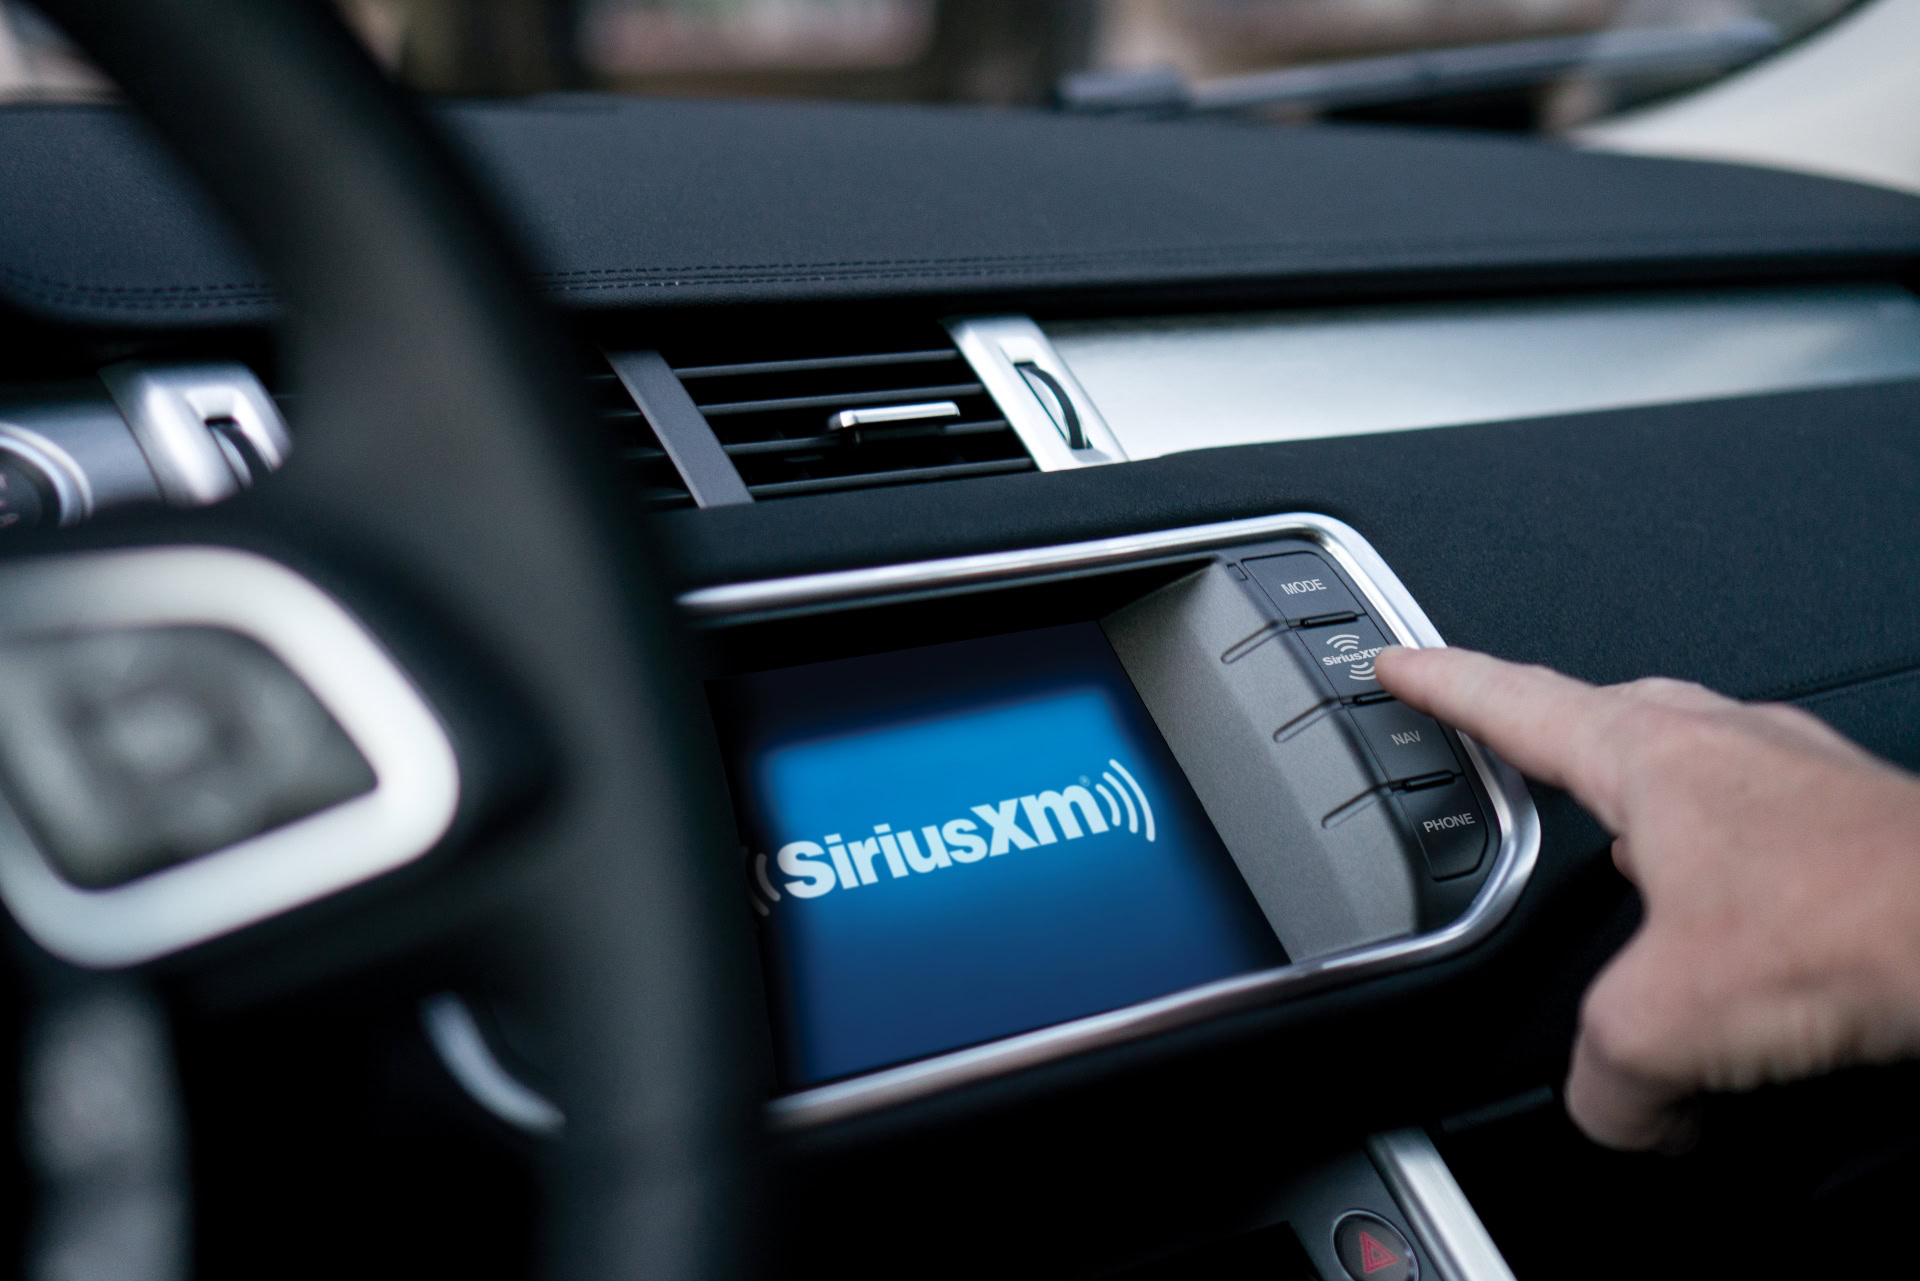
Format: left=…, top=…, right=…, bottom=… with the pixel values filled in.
left=1375, top=645, right=1920, bottom=1151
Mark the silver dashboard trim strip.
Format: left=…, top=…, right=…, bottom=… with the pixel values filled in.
left=1369, top=1129, right=1518, bottom=1281
left=680, top=513, right=1542, bottom=1128
left=1045, top=286, right=1920, bottom=460
left=0, top=547, right=460, bottom=968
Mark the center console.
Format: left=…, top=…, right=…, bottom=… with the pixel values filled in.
left=684, top=513, right=1541, bottom=1127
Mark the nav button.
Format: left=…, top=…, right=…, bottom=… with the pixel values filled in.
left=1349, top=700, right=1458, bottom=782
left=1398, top=779, right=1488, bottom=880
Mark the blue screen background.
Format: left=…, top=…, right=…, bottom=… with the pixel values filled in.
left=714, top=623, right=1288, bottom=1088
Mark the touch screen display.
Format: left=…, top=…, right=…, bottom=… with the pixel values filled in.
left=711, top=623, right=1287, bottom=1089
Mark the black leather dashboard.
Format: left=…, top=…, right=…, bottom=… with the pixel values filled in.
left=3, top=97, right=1919, bottom=324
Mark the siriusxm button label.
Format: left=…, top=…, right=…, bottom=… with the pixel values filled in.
left=1300, top=618, right=1393, bottom=693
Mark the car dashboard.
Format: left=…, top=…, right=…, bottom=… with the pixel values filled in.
left=3, top=94, right=1920, bottom=1279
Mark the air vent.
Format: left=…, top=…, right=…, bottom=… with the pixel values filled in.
left=588, top=354, right=694, bottom=510
left=663, top=333, right=1035, bottom=501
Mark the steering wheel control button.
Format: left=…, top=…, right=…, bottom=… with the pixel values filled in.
left=1246, top=552, right=1361, bottom=622
left=1348, top=700, right=1458, bottom=782
left=0, top=626, right=377, bottom=889
left=1396, top=779, right=1488, bottom=879
left=1295, top=618, right=1394, bottom=697
left=1333, top=1213, right=1415, bottom=1281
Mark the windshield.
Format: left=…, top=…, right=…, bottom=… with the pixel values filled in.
left=0, top=0, right=1863, bottom=133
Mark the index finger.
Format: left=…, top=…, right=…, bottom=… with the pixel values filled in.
left=1373, top=646, right=1632, bottom=833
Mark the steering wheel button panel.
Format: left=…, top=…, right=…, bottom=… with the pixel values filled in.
left=1397, top=779, right=1489, bottom=880
left=0, top=626, right=376, bottom=890
left=1347, top=700, right=1459, bottom=783
left=0, top=547, right=459, bottom=967
left=1295, top=617, right=1394, bottom=697
left=1245, top=551, right=1362, bottom=622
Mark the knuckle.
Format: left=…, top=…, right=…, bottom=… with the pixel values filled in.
left=1622, top=676, right=1704, bottom=702
left=1611, top=698, right=1685, bottom=750
left=1580, top=971, right=1683, bottom=1078
left=1751, top=701, right=1826, bottom=736
left=1578, top=1003, right=1655, bottom=1079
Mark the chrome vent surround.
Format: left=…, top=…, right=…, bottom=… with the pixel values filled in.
left=613, top=329, right=1037, bottom=504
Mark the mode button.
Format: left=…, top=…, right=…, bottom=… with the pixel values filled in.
left=1245, top=553, right=1361, bottom=622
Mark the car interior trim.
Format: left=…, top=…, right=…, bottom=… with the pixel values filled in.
left=0, top=394, right=167, bottom=522
left=1046, top=284, right=1920, bottom=459
left=682, top=513, right=1541, bottom=1127
left=98, top=362, right=292, bottom=506
left=604, top=348, right=753, bottom=507
left=827, top=400, right=962, bottom=432
left=421, top=993, right=566, bottom=1136
left=0, top=422, right=93, bottom=525
left=0, top=546, right=461, bottom=968
left=947, top=315, right=1128, bottom=471
left=1367, top=1129, right=1518, bottom=1281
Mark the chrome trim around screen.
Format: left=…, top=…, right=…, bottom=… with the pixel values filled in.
left=681, top=514, right=1542, bottom=1128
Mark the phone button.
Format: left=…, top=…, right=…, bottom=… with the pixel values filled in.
left=1397, top=779, right=1487, bottom=880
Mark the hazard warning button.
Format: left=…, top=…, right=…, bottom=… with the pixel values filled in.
left=1333, top=1213, right=1415, bottom=1281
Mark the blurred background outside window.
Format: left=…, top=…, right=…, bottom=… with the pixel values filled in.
left=0, top=0, right=1862, bottom=132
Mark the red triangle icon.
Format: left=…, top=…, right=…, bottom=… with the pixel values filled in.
left=1358, top=1230, right=1400, bottom=1275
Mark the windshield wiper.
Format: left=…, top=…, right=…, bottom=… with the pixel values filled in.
left=1057, top=19, right=1780, bottom=117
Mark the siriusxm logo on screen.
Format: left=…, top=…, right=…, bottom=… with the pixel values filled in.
left=746, top=759, right=1155, bottom=913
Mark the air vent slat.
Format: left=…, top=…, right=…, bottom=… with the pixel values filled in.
left=588, top=352, right=695, bottom=510
left=722, top=418, right=1013, bottom=458
left=747, top=458, right=1032, bottom=499
left=697, top=382, right=985, bottom=418
left=674, top=349, right=962, bottom=380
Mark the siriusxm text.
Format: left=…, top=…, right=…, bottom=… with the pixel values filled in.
left=759, top=760, right=1154, bottom=905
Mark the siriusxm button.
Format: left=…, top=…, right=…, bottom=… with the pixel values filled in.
left=1245, top=553, right=1361, bottom=621
left=1295, top=618, right=1394, bottom=697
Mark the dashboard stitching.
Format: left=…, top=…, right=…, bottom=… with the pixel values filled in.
left=4, top=230, right=1912, bottom=311
left=1776, top=656, right=1920, bottom=707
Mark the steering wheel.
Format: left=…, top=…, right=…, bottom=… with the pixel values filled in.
left=22, top=1, right=759, bottom=1277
